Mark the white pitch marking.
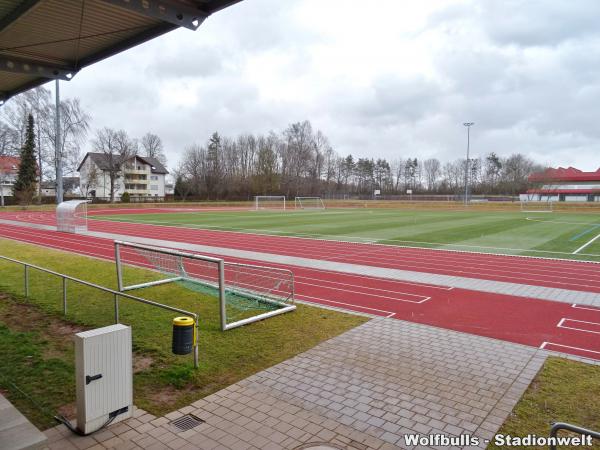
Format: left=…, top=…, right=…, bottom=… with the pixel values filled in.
left=557, top=318, right=600, bottom=335
left=540, top=341, right=600, bottom=356
left=573, top=232, right=600, bottom=254
left=572, top=303, right=600, bottom=312
left=295, top=293, right=396, bottom=317
left=294, top=280, right=430, bottom=303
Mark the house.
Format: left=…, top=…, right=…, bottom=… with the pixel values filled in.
left=78, top=153, right=168, bottom=201
left=40, top=177, right=80, bottom=197
left=524, top=167, right=600, bottom=202
left=0, top=155, right=20, bottom=199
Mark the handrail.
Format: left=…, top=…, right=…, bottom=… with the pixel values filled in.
left=0, top=254, right=199, bottom=367
left=549, top=422, right=600, bottom=450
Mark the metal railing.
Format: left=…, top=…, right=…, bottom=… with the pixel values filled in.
left=549, top=422, right=600, bottom=450
left=0, top=254, right=200, bottom=368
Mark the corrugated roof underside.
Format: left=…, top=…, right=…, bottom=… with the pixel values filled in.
left=0, top=0, right=160, bottom=67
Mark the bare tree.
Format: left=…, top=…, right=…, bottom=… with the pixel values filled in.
left=92, top=128, right=135, bottom=202
left=423, top=158, right=441, bottom=192
left=140, top=132, right=167, bottom=166
left=80, top=164, right=99, bottom=197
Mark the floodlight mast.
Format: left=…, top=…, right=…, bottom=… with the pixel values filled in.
left=55, top=79, right=63, bottom=204
left=463, top=122, right=474, bottom=205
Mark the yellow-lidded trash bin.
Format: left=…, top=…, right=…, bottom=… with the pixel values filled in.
left=172, top=316, right=195, bottom=355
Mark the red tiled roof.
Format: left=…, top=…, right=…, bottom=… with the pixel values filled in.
left=529, top=166, right=600, bottom=182
left=527, top=188, right=600, bottom=195
left=0, top=156, right=20, bottom=173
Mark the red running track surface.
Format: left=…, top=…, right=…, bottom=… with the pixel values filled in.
left=5, top=210, right=600, bottom=294
left=1, top=221, right=599, bottom=361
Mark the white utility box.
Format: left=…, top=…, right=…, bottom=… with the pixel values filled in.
left=74, top=324, right=133, bottom=434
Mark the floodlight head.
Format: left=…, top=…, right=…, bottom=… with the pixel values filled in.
left=463, top=122, right=475, bottom=127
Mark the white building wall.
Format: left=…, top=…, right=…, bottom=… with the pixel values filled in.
left=78, top=155, right=167, bottom=201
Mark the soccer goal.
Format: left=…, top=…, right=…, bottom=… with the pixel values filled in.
left=56, top=199, right=89, bottom=233
left=114, top=240, right=295, bottom=331
left=254, top=195, right=286, bottom=210
left=295, top=197, right=325, bottom=210
left=520, top=199, right=553, bottom=213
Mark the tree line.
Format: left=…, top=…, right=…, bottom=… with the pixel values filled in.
left=2, top=87, right=545, bottom=203
left=0, top=87, right=167, bottom=203
left=175, top=120, right=545, bottom=200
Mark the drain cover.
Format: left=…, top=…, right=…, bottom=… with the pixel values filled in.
left=170, top=414, right=205, bottom=432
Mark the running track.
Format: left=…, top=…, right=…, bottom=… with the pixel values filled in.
left=1, top=215, right=600, bottom=361
left=6, top=210, right=600, bottom=294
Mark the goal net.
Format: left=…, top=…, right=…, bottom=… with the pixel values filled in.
left=255, top=195, right=286, bottom=210
left=295, top=197, right=325, bottom=210
left=56, top=199, right=89, bottom=233
left=520, top=199, right=553, bottom=213
left=114, top=240, right=295, bottom=331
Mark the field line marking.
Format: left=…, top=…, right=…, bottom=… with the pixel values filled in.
left=295, top=280, right=429, bottom=303
left=294, top=293, right=396, bottom=317
left=557, top=318, right=600, bottom=334
left=569, top=224, right=600, bottom=241
left=573, top=232, right=600, bottom=254
left=572, top=304, right=600, bottom=312
left=540, top=341, right=600, bottom=356
left=295, top=275, right=434, bottom=297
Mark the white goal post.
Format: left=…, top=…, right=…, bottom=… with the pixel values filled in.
left=114, top=240, right=295, bottom=331
left=520, top=199, right=553, bottom=213
left=295, top=197, right=325, bottom=210
left=254, top=195, right=286, bottom=210
left=56, top=199, right=89, bottom=233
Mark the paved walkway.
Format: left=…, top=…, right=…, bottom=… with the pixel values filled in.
left=2, top=218, right=599, bottom=307
left=43, top=319, right=548, bottom=450
left=0, top=393, right=47, bottom=449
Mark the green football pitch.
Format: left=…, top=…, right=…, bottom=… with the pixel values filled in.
left=90, top=208, right=600, bottom=262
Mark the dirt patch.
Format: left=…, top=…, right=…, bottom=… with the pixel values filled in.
left=0, top=298, right=84, bottom=335
left=57, top=402, right=76, bottom=420
left=145, top=385, right=195, bottom=410
left=49, top=321, right=85, bottom=336
left=133, top=355, right=154, bottom=373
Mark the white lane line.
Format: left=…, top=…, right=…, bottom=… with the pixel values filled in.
left=540, top=341, right=600, bottom=356
left=295, top=281, right=430, bottom=304
left=557, top=318, right=600, bottom=335
left=295, top=278, right=431, bottom=301
left=573, top=232, right=600, bottom=254
left=295, top=294, right=396, bottom=318
left=572, top=303, right=600, bottom=312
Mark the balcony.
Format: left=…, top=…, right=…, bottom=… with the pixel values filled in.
left=123, top=167, right=149, bottom=175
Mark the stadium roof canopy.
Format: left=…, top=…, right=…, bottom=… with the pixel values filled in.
left=0, top=0, right=242, bottom=102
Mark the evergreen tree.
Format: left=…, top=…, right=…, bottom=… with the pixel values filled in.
left=13, top=114, right=37, bottom=204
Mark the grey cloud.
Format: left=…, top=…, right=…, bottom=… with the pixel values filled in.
left=145, top=44, right=227, bottom=79
left=480, top=0, right=600, bottom=47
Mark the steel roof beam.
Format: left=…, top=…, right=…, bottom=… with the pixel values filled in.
left=100, top=0, right=209, bottom=30
left=0, top=56, right=77, bottom=80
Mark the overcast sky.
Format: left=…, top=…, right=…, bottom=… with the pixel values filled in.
left=57, top=0, right=600, bottom=172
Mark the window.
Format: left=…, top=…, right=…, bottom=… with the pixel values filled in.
left=150, top=175, right=158, bottom=180
left=150, top=185, right=158, bottom=191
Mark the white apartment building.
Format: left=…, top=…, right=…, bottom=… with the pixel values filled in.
left=78, top=153, right=168, bottom=200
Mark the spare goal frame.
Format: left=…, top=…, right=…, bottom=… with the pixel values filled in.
left=295, top=197, right=325, bottom=209
left=114, top=240, right=295, bottom=331
left=254, top=195, right=286, bottom=210
left=520, top=199, right=554, bottom=213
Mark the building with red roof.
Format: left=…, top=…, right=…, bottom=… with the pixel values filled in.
left=525, top=167, right=600, bottom=202
left=0, top=156, right=21, bottom=200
